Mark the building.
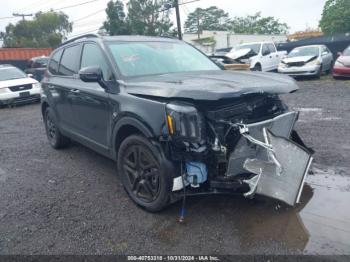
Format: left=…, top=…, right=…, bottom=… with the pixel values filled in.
left=183, top=30, right=288, bottom=54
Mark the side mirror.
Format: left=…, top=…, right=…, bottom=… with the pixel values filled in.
left=79, top=66, right=108, bottom=89
left=27, top=73, right=33, bottom=78
left=337, top=52, right=342, bottom=57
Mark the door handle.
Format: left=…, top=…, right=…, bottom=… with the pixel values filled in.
left=70, top=89, right=80, bottom=94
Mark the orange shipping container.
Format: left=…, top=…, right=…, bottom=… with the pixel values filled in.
left=0, top=48, right=52, bottom=61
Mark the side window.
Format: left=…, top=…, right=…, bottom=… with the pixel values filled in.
left=262, top=44, right=270, bottom=56
left=268, top=43, right=276, bottom=53
left=80, top=43, right=113, bottom=81
left=59, top=45, right=81, bottom=76
left=48, top=49, right=63, bottom=75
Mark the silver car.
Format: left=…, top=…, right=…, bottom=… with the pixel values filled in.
left=278, top=45, right=333, bottom=77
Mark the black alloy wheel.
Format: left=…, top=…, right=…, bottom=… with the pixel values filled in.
left=118, top=135, right=170, bottom=211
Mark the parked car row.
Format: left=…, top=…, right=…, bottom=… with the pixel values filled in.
left=216, top=42, right=350, bottom=79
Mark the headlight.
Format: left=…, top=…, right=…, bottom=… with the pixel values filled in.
left=33, top=82, right=41, bottom=89
left=166, top=102, right=205, bottom=143
left=306, top=58, right=322, bottom=66
left=334, top=60, right=344, bottom=67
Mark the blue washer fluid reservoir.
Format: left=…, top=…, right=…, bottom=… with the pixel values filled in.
left=185, top=162, right=208, bottom=187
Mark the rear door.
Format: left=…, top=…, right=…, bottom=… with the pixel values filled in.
left=44, top=46, right=81, bottom=132
left=55, top=44, right=82, bottom=133
left=70, top=42, right=114, bottom=149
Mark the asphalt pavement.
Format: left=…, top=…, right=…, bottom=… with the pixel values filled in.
left=0, top=76, right=350, bottom=255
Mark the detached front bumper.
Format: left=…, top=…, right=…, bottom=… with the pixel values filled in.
left=278, top=64, right=320, bottom=76
left=227, top=111, right=313, bottom=206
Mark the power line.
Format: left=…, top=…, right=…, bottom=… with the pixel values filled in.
left=72, top=8, right=105, bottom=23
left=54, top=0, right=99, bottom=11
left=0, top=0, right=100, bottom=21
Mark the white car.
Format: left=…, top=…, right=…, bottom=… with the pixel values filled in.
left=225, top=42, right=287, bottom=72
left=278, top=45, right=334, bottom=77
left=0, top=65, right=41, bottom=106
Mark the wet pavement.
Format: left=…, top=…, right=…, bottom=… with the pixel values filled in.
left=0, top=76, right=350, bottom=255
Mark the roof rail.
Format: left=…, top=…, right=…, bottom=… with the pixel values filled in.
left=59, top=33, right=100, bottom=47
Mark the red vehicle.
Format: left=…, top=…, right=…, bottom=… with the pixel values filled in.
left=333, top=45, right=350, bottom=78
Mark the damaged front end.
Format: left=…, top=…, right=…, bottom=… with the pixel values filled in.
left=166, top=94, right=313, bottom=207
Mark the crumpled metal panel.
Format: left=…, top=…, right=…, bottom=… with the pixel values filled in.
left=227, top=111, right=298, bottom=177
left=243, top=129, right=313, bottom=206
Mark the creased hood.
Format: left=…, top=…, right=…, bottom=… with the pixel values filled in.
left=225, top=48, right=252, bottom=60
left=282, top=55, right=317, bottom=64
left=124, top=70, right=298, bottom=101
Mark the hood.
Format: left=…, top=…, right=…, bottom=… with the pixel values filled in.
left=225, top=48, right=255, bottom=60
left=337, top=56, right=350, bottom=67
left=0, top=77, right=38, bottom=89
left=124, top=70, right=299, bottom=101
left=282, top=55, right=318, bottom=64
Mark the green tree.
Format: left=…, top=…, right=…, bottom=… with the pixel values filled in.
left=184, top=6, right=229, bottom=37
left=126, top=0, right=173, bottom=36
left=1, top=11, right=72, bottom=48
left=229, top=12, right=289, bottom=34
left=319, top=0, right=350, bottom=35
left=101, top=0, right=130, bottom=35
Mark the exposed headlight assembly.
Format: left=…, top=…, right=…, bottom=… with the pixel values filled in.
left=306, top=58, right=322, bottom=66
left=166, top=102, right=205, bottom=143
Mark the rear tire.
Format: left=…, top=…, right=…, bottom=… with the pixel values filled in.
left=44, top=107, right=70, bottom=149
left=117, top=135, right=171, bottom=212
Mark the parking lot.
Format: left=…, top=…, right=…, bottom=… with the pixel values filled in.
left=0, top=76, right=350, bottom=255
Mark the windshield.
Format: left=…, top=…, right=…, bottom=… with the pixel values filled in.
left=288, top=46, right=319, bottom=58
left=0, top=67, right=27, bottom=81
left=343, top=46, right=350, bottom=56
left=107, top=41, right=220, bottom=77
left=233, top=44, right=261, bottom=54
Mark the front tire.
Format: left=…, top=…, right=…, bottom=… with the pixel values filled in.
left=117, top=135, right=171, bottom=212
left=44, top=107, right=70, bottom=149
left=252, top=64, right=262, bottom=71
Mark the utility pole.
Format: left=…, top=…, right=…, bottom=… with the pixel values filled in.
left=174, top=0, right=182, bottom=40
left=12, top=13, right=33, bottom=21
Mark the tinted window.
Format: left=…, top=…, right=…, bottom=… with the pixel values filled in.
left=267, top=43, right=276, bottom=53
left=59, top=45, right=81, bottom=76
left=48, top=49, right=63, bottom=75
left=81, top=44, right=113, bottom=81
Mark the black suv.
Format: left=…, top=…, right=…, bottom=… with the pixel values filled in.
left=41, top=34, right=313, bottom=211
